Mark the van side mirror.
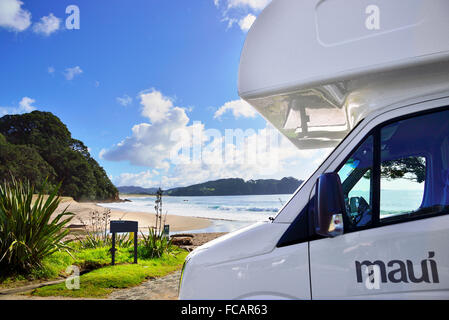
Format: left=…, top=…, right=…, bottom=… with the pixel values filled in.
left=315, top=172, right=346, bottom=237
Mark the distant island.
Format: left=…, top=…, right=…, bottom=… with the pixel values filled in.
left=0, top=111, right=119, bottom=201
left=118, top=177, right=303, bottom=197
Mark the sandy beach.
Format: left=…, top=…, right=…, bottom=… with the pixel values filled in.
left=53, top=198, right=212, bottom=232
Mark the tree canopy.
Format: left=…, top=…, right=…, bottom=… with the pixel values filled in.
left=0, top=111, right=118, bottom=201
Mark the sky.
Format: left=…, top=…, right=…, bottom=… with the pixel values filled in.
left=0, top=0, right=329, bottom=189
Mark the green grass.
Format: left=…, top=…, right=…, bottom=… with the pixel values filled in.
left=1, top=241, right=188, bottom=299
left=0, top=251, right=74, bottom=288
left=0, top=243, right=133, bottom=286
left=31, top=250, right=188, bottom=298
left=72, top=244, right=137, bottom=269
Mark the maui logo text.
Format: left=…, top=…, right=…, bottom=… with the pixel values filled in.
left=355, top=252, right=439, bottom=290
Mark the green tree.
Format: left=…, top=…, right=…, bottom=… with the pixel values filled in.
left=0, top=111, right=118, bottom=201
left=381, top=157, right=426, bottom=183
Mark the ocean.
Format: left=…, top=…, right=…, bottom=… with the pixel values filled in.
left=98, top=190, right=425, bottom=233
left=98, top=194, right=292, bottom=233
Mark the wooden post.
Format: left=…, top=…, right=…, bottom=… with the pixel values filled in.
left=134, top=232, right=138, bottom=264
left=111, top=232, right=116, bottom=265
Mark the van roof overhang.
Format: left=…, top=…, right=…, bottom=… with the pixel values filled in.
left=238, top=0, right=449, bottom=149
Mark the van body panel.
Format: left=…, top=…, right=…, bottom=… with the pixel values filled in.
left=179, top=240, right=310, bottom=300
left=183, top=222, right=289, bottom=267
left=310, top=215, right=449, bottom=299
left=239, top=0, right=449, bottom=99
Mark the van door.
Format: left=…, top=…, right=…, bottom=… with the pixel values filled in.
left=309, top=108, right=449, bottom=299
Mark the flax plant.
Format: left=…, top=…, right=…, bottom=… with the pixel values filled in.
left=0, top=178, right=74, bottom=273
left=139, top=228, right=174, bottom=259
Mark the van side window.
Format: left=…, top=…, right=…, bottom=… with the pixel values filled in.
left=379, top=110, right=449, bottom=223
left=338, top=135, right=373, bottom=230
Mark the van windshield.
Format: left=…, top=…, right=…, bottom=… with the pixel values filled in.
left=338, top=135, right=373, bottom=229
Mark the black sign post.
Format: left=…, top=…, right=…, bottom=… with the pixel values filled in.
left=163, top=224, right=170, bottom=238
left=110, top=220, right=138, bottom=265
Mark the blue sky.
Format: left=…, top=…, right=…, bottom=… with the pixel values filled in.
left=0, top=0, right=328, bottom=188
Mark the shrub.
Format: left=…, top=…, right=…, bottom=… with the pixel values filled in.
left=138, top=228, right=174, bottom=259
left=76, top=209, right=134, bottom=249
left=0, top=178, right=74, bottom=274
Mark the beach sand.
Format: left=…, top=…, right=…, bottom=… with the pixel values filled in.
left=53, top=199, right=212, bottom=232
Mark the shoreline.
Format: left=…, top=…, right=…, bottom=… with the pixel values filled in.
left=53, top=199, right=213, bottom=233
left=100, top=202, right=259, bottom=223
left=98, top=202, right=258, bottom=234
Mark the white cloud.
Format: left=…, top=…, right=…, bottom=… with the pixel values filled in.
left=0, top=96, right=37, bottom=116
left=113, top=170, right=160, bottom=188
left=47, top=66, right=55, bottom=74
left=214, top=99, right=257, bottom=119
left=227, top=0, right=271, bottom=10
left=32, top=13, right=60, bottom=36
left=0, top=0, right=31, bottom=32
left=214, top=0, right=269, bottom=32
left=238, top=13, right=256, bottom=32
left=18, top=96, right=36, bottom=112
left=221, top=16, right=237, bottom=30
left=116, top=94, right=132, bottom=107
left=101, top=89, right=192, bottom=169
left=139, top=89, right=174, bottom=123
left=64, top=66, right=83, bottom=80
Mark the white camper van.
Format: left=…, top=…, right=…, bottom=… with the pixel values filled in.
left=179, top=0, right=449, bottom=299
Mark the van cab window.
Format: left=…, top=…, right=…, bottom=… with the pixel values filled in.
left=379, top=110, right=449, bottom=223
left=338, top=135, right=373, bottom=230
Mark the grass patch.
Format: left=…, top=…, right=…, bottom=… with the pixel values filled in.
left=31, top=250, right=188, bottom=298
left=1, top=241, right=187, bottom=295
left=0, top=251, right=74, bottom=289
left=73, top=244, right=135, bottom=270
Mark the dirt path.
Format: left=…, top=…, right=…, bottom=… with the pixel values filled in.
left=108, top=270, right=182, bottom=300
